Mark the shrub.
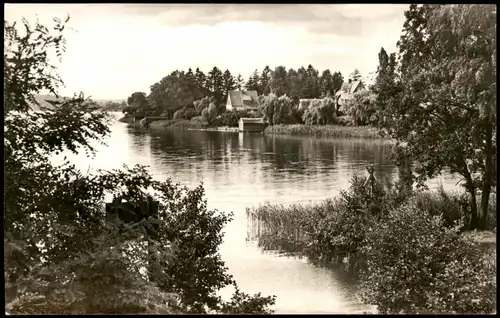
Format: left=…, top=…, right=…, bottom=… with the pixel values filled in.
left=333, top=115, right=354, bottom=126
left=301, top=97, right=336, bottom=125
left=216, top=110, right=240, bottom=127
left=359, top=200, right=496, bottom=314
left=173, top=106, right=198, bottom=120
left=343, top=91, right=378, bottom=126
left=201, top=103, right=217, bottom=125
left=4, top=16, right=275, bottom=315
left=259, top=94, right=294, bottom=125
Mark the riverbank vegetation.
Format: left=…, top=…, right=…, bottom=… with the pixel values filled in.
left=247, top=3, right=497, bottom=314
left=264, top=124, right=381, bottom=139
left=4, top=16, right=275, bottom=314
left=248, top=175, right=496, bottom=314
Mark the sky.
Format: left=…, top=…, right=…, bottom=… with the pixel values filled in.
left=5, top=3, right=408, bottom=100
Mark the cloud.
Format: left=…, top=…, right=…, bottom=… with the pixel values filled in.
left=4, top=3, right=408, bottom=99
left=115, top=4, right=408, bottom=37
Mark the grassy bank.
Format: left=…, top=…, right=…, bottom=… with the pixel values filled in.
left=148, top=119, right=208, bottom=130
left=264, top=124, right=382, bottom=139
left=247, top=177, right=496, bottom=314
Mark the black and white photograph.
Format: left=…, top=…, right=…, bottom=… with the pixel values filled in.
left=4, top=3, right=496, bottom=314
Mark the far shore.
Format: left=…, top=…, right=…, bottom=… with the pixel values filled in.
left=121, top=116, right=384, bottom=140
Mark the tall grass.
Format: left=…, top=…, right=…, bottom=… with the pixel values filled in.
left=149, top=119, right=208, bottom=130
left=264, top=124, right=382, bottom=139
left=246, top=176, right=496, bottom=314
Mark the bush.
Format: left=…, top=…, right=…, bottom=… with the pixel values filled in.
left=343, top=91, right=378, bottom=126
left=173, top=106, right=199, bottom=120
left=333, top=115, right=354, bottom=126
left=359, top=200, right=496, bottom=314
left=4, top=17, right=275, bottom=315
left=259, top=94, right=294, bottom=125
left=301, top=97, right=336, bottom=125
left=201, top=103, right=217, bottom=125
left=216, top=110, right=240, bottom=127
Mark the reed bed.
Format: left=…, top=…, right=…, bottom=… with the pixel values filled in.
left=264, top=124, right=382, bottom=139
left=149, top=119, right=207, bottom=130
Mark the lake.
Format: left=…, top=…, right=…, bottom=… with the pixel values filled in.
left=55, top=113, right=460, bottom=314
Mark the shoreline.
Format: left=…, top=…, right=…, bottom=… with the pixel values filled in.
left=130, top=117, right=384, bottom=140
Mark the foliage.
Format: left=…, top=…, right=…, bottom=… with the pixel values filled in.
left=376, top=4, right=497, bottom=229
left=359, top=200, right=496, bottom=314
left=264, top=124, right=381, bottom=139
left=201, top=102, right=218, bottom=126
left=148, top=70, right=210, bottom=118
left=250, top=174, right=406, bottom=270
left=333, top=115, right=355, bottom=126
left=343, top=91, right=378, bottom=126
left=349, top=69, right=363, bottom=82
left=173, top=105, right=199, bottom=121
left=217, top=284, right=276, bottom=314
left=216, top=110, right=240, bottom=127
left=302, top=97, right=337, bottom=125
left=249, top=172, right=496, bottom=314
left=4, top=16, right=275, bottom=315
left=124, top=92, right=149, bottom=117
left=193, top=96, right=211, bottom=113
left=258, top=93, right=295, bottom=125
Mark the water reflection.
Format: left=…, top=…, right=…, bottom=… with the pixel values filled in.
left=57, top=116, right=458, bottom=314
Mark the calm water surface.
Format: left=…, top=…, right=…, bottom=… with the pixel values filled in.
left=55, top=114, right=459, bottom=314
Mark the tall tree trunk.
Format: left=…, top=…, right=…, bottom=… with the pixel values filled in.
left=463, top=162, right=479, bottom=230
left=479, top=98, right=494, bottom=230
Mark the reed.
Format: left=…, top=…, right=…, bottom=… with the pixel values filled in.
left=149, top=119, right=207, bottom=130
left=264, top=124, right=382, bottom=139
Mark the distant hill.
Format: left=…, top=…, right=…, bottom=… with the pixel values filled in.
left=31, top=95, right=126, bottom=111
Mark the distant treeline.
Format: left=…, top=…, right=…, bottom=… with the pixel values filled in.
left=124, top=66, right=364, bottom=119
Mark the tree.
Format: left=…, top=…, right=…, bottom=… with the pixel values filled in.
left=260, top=66, right=272, bottom=95
left=319, top=69, right=343, bottom=97
left=234, top=74, right=245, bottom=90
left=4, top=16, right=276, bottom=314
left=303, top=64, right=321, bottom=98
left=302, top=97, right=336, bottom=125
left=195, top=68, right=207, bottom=89
left=349, top=69, right=362, bottom=82
left=206, top=67, right=225, bottom=104
left=377, top=4, right=496, bottom=230
left=245, top=69, right=261, bottom=93
left=258, top=94, right=294, bottom=125
left=148, top=71, right=209, bottom=118
left=201, top=102, right=218, bottom=125
left=286, top=68, right=301, bottom=100
left=343, top=91, right=378, bottom=126
left=222, top=69, right=236, bottom=104
left=270, top=66, right=288, bottom=96
left=124, top=92, right=149, bottom=117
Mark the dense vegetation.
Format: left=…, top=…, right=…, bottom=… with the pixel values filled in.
left=373, top=4, right=496, bottom=230
left=249, top=176, right=496, bottom=314
left=4, top=16, right=275, bottom=314
left=247, top=3, right=497, bottom=314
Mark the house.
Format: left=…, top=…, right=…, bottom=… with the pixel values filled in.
left=335, top=80, right=366, bottom=110
left=226, top=90, right=259, bottom=111
left=238, top=117, right=266, bottom=132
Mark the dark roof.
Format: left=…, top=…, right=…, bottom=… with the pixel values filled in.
left=336, top=81, right=363, bottom=95
left=228, top=90, right=258, bottom=106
